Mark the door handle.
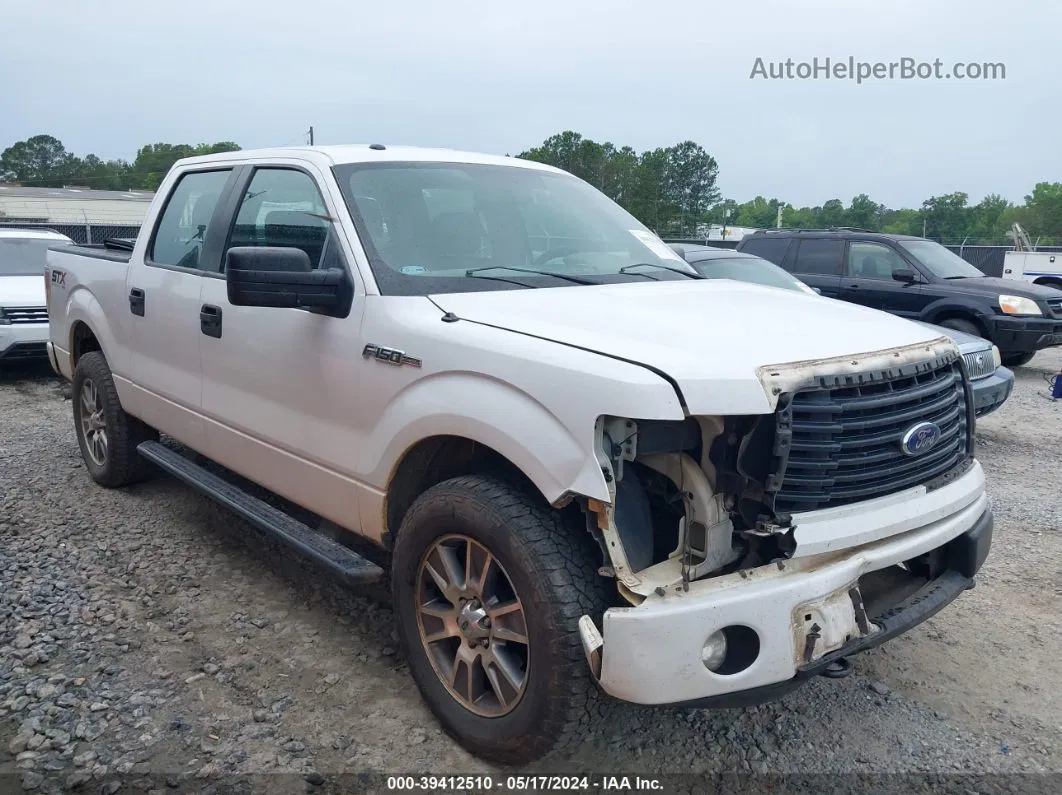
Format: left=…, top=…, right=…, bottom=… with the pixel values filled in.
left=846, top=283, right=860, bottom=289
left=200, top=304, right=223, bottom=339
left=129, top=288, right=145, bottom=317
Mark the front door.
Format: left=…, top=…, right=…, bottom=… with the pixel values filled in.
left=840, top=241, right=928, bottom=318
left=196, top=164, right=371, bottom=532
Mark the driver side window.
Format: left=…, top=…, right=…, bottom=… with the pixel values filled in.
left=846, top=242, right=910, bottom=281
left=224, top=168, right=339, bottom=270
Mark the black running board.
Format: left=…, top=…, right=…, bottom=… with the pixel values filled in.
left=137, top=441, right=384, bottom=585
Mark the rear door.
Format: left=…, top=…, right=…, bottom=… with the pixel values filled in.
left=120, top=166, right=237, bottom=449
left=784, top=237, right=844, bottom=297
left=840, top=241, right=928, bottom=317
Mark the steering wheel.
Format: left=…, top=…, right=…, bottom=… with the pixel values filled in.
left=533, top=247, right=579, bottom=266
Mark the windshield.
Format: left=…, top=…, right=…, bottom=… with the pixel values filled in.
left=898, top=239, right=985, bottom=279
left=0, top=238, right=70, bottom=276
left=332, top=161, right=698, bottom=295
left=691, top=255, right=816, bottom=294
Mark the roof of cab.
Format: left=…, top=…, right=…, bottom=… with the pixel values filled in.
left=173, top=144, right=564, bottom=173
left=0, top=227, right=75, bottom=241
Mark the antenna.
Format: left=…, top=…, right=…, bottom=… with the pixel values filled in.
left=308, top=126, right=314, bottom=146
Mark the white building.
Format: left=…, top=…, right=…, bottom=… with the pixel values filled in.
left=0, top=185, right=154, bottom=225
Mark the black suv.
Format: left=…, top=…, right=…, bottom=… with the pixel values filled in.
left=736, top=228, right=1062, bottom=367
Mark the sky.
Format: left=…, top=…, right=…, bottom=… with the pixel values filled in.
left=3, top=0, right=1058, bottom=209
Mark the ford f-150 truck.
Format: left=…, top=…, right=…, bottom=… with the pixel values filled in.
left=45, top=145, right=993, bottom=765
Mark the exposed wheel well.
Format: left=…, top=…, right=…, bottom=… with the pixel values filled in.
left=928, top=310, right=988, bottom=338
left=1033, top=277, right=1062, bottom=290
left=70, top=322, right=102, bottom=365
left=385, top=435, right=581, bottom=547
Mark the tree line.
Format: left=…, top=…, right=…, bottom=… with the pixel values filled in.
left=516, top=131, right=1062, bottom=245
left=0, top=134, right=240, bottom=193
left=4, top=131, right=1061, bottom=245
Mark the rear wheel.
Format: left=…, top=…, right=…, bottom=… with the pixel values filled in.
left=1001, top=351, right=1036, bottom=368
left=71, top=351, right=157, bottom=487
left=391, top=475, right=609, bottom=765
left=938, top=318, right=982, bottom=338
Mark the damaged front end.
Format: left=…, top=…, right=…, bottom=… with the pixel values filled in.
left=580, top=335, right=967, bottom=604
left=573, top=336, right=988, bottom=700
left=583, top=412, right=796, bottom=606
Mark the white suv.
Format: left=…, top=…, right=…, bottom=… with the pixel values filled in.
left=1, top=228, right=74, bottom=367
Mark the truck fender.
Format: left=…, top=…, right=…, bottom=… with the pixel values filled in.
left=364, top=372, right=610, bottom=506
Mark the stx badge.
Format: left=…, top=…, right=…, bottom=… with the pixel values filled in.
left=362, top=344, right=422, bottom=368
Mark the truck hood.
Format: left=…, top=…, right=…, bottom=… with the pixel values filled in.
left=0, top=276, right=46, bottom=308
left=934, top=275, right=1062, bottom=301
left=431, top=281, right=949, bottom=415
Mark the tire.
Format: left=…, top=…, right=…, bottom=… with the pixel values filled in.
left=71, top=351, right=157, bottom=487
left=1001, top=351, right=1036, bottom=368
left=391, top=474, right=609, bottom=766
left=937, top=318, right=983, bottom=338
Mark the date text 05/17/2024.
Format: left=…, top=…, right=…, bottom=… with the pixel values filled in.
left=386, top=775, right=664, bottom=791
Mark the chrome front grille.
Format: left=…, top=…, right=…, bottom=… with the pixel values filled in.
left=773, top=357, right=971, bottom=513
left=1, top=306, right=48, bottom=324
left=962, top=349, right=996, bottom=380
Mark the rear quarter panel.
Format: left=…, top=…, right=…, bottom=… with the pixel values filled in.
left=45, top=248, right=133, bottom=380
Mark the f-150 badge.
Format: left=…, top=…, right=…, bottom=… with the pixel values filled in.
left=362, top=344, right=422, bottom=368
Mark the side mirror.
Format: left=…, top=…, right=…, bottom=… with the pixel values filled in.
left=812, top=287, right=822, bottom=294
left=892, top=267, right=917, bottom=284
left=225, top=246, right=350, bottom=314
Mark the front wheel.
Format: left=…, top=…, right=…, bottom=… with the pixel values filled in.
left=1001, top=351, right=1036, bottom=368
left=71, top=351, right=157, bottom=487
left=391, top=475, right=609, bottom=766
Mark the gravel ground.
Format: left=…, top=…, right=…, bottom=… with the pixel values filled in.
left=1, top=350, right=1060, bottom=794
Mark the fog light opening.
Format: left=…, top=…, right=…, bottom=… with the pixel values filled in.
left=702, top=625, right=760, bottom=676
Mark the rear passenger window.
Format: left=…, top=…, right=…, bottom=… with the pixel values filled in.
left=225, top=168, right=338, bottom=270
left=149, top=169, right=232, bottom=270
left=738, top=236, right=792, bottom=267
left=793, top=239, right=844, bottom=275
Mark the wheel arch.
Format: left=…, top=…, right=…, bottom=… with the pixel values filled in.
left=1032, top=276, right=1062, bottom=290
left=69, top=320, right=103, bottom=367
left=922, top=305, right=990, bottom=338
left=383, top=434, right=589, bottom=548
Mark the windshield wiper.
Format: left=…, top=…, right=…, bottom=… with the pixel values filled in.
left=619, top=262, right=704, bottom=279
left=466, top=265, right=596, bottom=285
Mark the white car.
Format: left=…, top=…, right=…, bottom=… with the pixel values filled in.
left=45, top=145, right=993, bottom=765
left=1, top=228, right=74, bottom=367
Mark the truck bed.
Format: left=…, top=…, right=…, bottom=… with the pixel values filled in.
left=54, top=240, right=134, bottom=264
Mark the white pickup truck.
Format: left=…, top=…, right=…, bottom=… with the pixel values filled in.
left=45, top=145, right=993, bottom=765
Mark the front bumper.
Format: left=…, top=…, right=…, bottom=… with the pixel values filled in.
left=0, top=322, right=50, bottom=363
left=988, top=315, right=1062, bottom=354
left=591, top=485, right=990, bottom=707
left=971, top=367, right=1014, bottom=417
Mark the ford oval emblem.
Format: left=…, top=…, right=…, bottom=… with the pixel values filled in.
left=900, top=421, right=942, bottom=456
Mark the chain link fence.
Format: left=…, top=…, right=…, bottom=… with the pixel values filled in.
left=0, top=220, right=140, bottom=245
